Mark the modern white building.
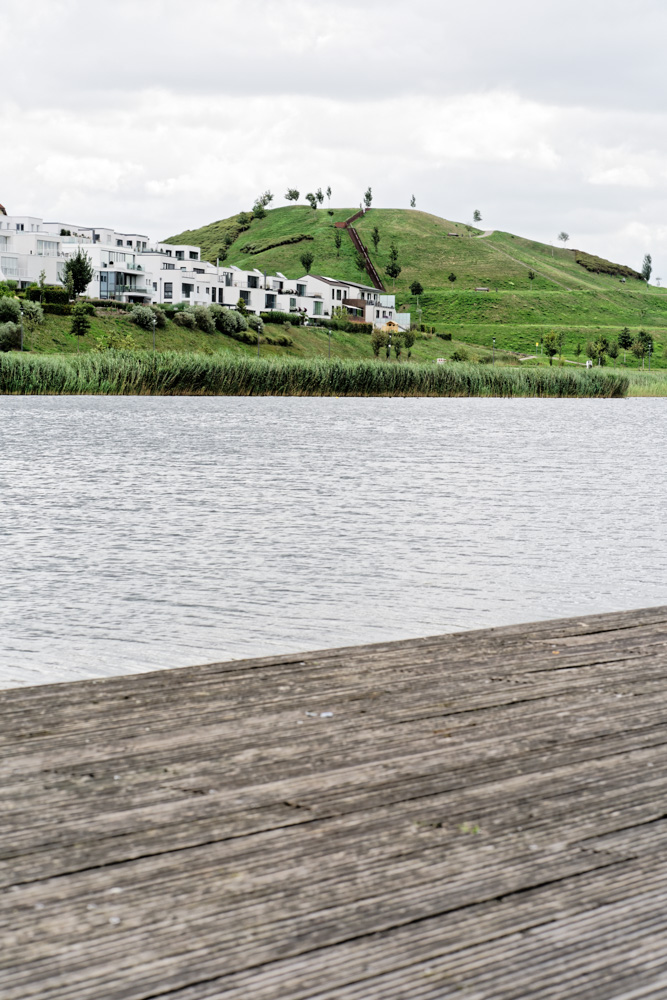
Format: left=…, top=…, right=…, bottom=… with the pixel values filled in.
left=0, top=211, right=410, bottom=329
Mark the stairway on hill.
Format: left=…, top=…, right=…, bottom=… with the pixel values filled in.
left=337, top=210, right=385, bottom=291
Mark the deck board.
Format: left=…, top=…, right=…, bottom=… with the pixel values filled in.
left=2, top=606, right=667, bottom=998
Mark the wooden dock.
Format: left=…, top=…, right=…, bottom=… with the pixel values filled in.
left=3, top=606, right=667, bottom=998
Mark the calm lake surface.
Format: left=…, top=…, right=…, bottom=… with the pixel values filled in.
left=1, top=396, right=664, bottom=687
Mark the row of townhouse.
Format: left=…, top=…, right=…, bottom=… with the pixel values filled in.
left=0, top=212, right=410, bottom=330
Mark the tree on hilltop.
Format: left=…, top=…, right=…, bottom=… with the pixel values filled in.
left=371, top=226, right=380, bottom=254
left=285, top=188, right=300, bottom=202
left=305, top=193, right=317, bottom=210
left=473, top=209, right=482, bottom=223
left=558, top=231, right=570, bottom=245
left=410, top=194, right=416, bottom=208
left=326, top=186, right=332, bottom=204
left=315, top=188, right=324, bottom=205
left=642, top=254, right=653, bottom=284
left=364, top=187, right=372, bottom=209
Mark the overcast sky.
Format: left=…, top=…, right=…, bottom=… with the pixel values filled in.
left=4, top=0, right=667, bottom=278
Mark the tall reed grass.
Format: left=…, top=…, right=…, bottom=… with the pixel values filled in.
left=0, top=352, right=629, bottom=397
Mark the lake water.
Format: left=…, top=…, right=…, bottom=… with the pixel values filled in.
left=0, top=396, right=664, bottom=688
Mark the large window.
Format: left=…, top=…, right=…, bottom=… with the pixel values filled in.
left=37, top=240, right=58, bottom=256
left=189, top=251, right=198, bottom=260
left=181, top=283, right=193, bottom=298
left=162, top=263, right=175, bottom=270
left=240, top=289, right=251, bottom=304
left=290, top=297, right=296, bottom=310
left=248, top=275, right=259, bottom=289
left=313, top=301, right=323, bottom=316
left=164, top=282, right=173, bottom=299
left=1, top=256, right=19, bottom=277
left=175, top=251, right=184, bottom=260
left=296, top=283, right=306, bottom=297
left=265, top=293, right=276, bottom=310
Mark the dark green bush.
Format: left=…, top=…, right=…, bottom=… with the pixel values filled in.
left=173, top=310, right=196, bottom=329
left=43, top=303, right=73, bottom=315
left=312, top=318, right=373, bottom=335
left=437, top=332, right=452, bottom=341
left=0, top=322, right=20, bottom=351
left=88, top=299, right=133, bottom=311
left=0, top=297, right=21, bottom=323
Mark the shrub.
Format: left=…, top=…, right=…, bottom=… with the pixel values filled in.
left=214, top=307, right=248, bottom=336
left=26, top=285, right=70, bottom=304
left=70, top=302, right=91, bottom=340
left=0, top=322, right=20, bottom=351
left=312, top=318, right=372, bottom=335
left=88, top=299, right=133, bottom=311
left=129, top=305, right=157, bottom=330
left=0, top=297, right=21, bottom=324
left=192, top=305, right=215, bottom=334
left=265, top=335, right=293, bottom=347
left=436, top=332, right=452, bottom=341
left=173, top=309, right=196, bottom=329
left=451, top=349, right=469, bottom=362
left=246, top=313, right=264, bottom=335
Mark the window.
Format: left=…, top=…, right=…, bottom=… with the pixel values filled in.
left=194, top=267, right=204, bottom=274
left=164, top=249, right=172, bottom=257
left=205, top=287, right=209, bottom=294
left=265, top=293, right=276, bottom=309
left=189, top=251, right=198, bottom=260
left=337, top=289, right=342, bottom=300
left=376, top=310, right=380, bottom=318
left=289, top=297, right=296, bottom=310
left=16, top=223, right=24, bottom=231
left=313, top=301, right=323, bottom=316
left=126, top=241, right=132, bottom=247
left=1, top=256, right=19, bottom=277
left=332, top=289, right=335, bottom=299
left=175, top=251, right=184, bottom=260
left=211, top=288, right=216, bottom=302
left=182, top=283, right=193, bottom=298
left=116, top=239, right=123, bottom=247
left=162, top=263, right=175, bottom=270
left=164, top=282, right=173, bottom=299
left=196, top=287, right=200, bottom=294
left=248, top=275, right=259, bottom=289
left=224, top=272, right=233, bottom=286
left=153, top=282, right=157, bottom=291
left=37, top=240, right=58, bottom=256
left=296, top=283, right=306, bottom=297
left=240, top=289, right=251, bottom=304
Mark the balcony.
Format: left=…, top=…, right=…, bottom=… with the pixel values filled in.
left=117, top=285, right=148, bottom=294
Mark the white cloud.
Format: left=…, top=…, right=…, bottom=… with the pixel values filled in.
left=3, top=0, right=667, bottom=276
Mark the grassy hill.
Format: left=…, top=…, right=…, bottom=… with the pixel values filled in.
left=163, top=205, right=667, bottom=367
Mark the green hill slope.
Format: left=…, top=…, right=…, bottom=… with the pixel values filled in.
left=164, top=206, right=667, bottom=360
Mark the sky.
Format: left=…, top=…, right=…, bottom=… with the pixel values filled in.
left=3, top=0, right=667, bottom=278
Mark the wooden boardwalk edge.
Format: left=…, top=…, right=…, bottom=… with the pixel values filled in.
left=2, top=605, right=667, bottom=998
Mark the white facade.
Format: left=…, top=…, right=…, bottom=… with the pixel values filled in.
left=0, top=213, right=410, bottom=329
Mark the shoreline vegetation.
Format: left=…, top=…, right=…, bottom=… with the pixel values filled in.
left=0, top=352, right=629, bottom=397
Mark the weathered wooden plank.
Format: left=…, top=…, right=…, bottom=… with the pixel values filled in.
left=2, top=607, right=667, bottom=998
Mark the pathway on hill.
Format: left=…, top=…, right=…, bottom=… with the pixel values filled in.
left=478, top=230, right=495, bottom=237
left=337, top=211, right=385, bottom=291
left=483, top=240, right=573, bottom=291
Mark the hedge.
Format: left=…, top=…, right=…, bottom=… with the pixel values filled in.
left=260, top=311, right=305, bottom=326
left=43, top=303, right=73, bottom=315
left=312, top=318, right=373, bottom=335
left=26, top=286, right=69, bottom=304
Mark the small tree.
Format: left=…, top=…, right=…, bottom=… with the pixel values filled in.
left=300, top=250, right=315, bottom=273
left=70, top=302, right=91, bottom=351
left=410, top=280, right=423, bottom=297
left=558, top=231, right=570, bottom=245
left=448, top=272, right=456, bottom=283
left=410, top=194, right=416, bottom=208
left=473, top=209, right=482, bottom=223
left=642, top=253, right=653, bottom=284
left=556, top=331, right=566, bottom=359
left=217, top=247, right=228, bottom=262
left=253, top=200, right=266, bottom=219
left=21, top=300, right=44, bottom=350
left=608, top=339, right=619, bottom=361
left=618, top=326, right=632, bottom=364
left=334, top=229, right=342, bottom=256
left=259, top=190, right=273, bottom=206
left=363, top=187, right=372, bottom=209
left=371, top=226, right=380, bottom=254
left=574, top=342, right=582, bottom=358
left=527, top=270, right=536, bottom=286
left=354, top=250, right=367, bottom=275
left=315, top=188, right=324, bottom=205
left=543, top=331, right=558, bottom=365
left=305, top=193, right=317, bottom=210
left=371, top=329, right=388, bottom=357
left=393, top=334, right=403, bottom=361
left=38, top=269, right=47, bottom=303
left=63, top=248, right=94, bottom=298
left=237, top=296, right=248, bottom=316
left=285, top=188, right=300, bottom=202
left=223, top=231, right=235, bottom=247
left=326, top=186, right=332, bottom=204
left=403, top=329, right=415, bottom=360
left=385, top=243, right=401, bottom=290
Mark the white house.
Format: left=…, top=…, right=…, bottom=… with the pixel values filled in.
left=0, top=211, right=410, bottom=329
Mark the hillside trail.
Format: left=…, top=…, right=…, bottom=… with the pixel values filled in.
left=478, top=230, right=495, bottom=237
left=337, top=210, right=385, bottom=290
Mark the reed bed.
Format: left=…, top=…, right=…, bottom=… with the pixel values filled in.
left=0, top=352, right=629, bottom=397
